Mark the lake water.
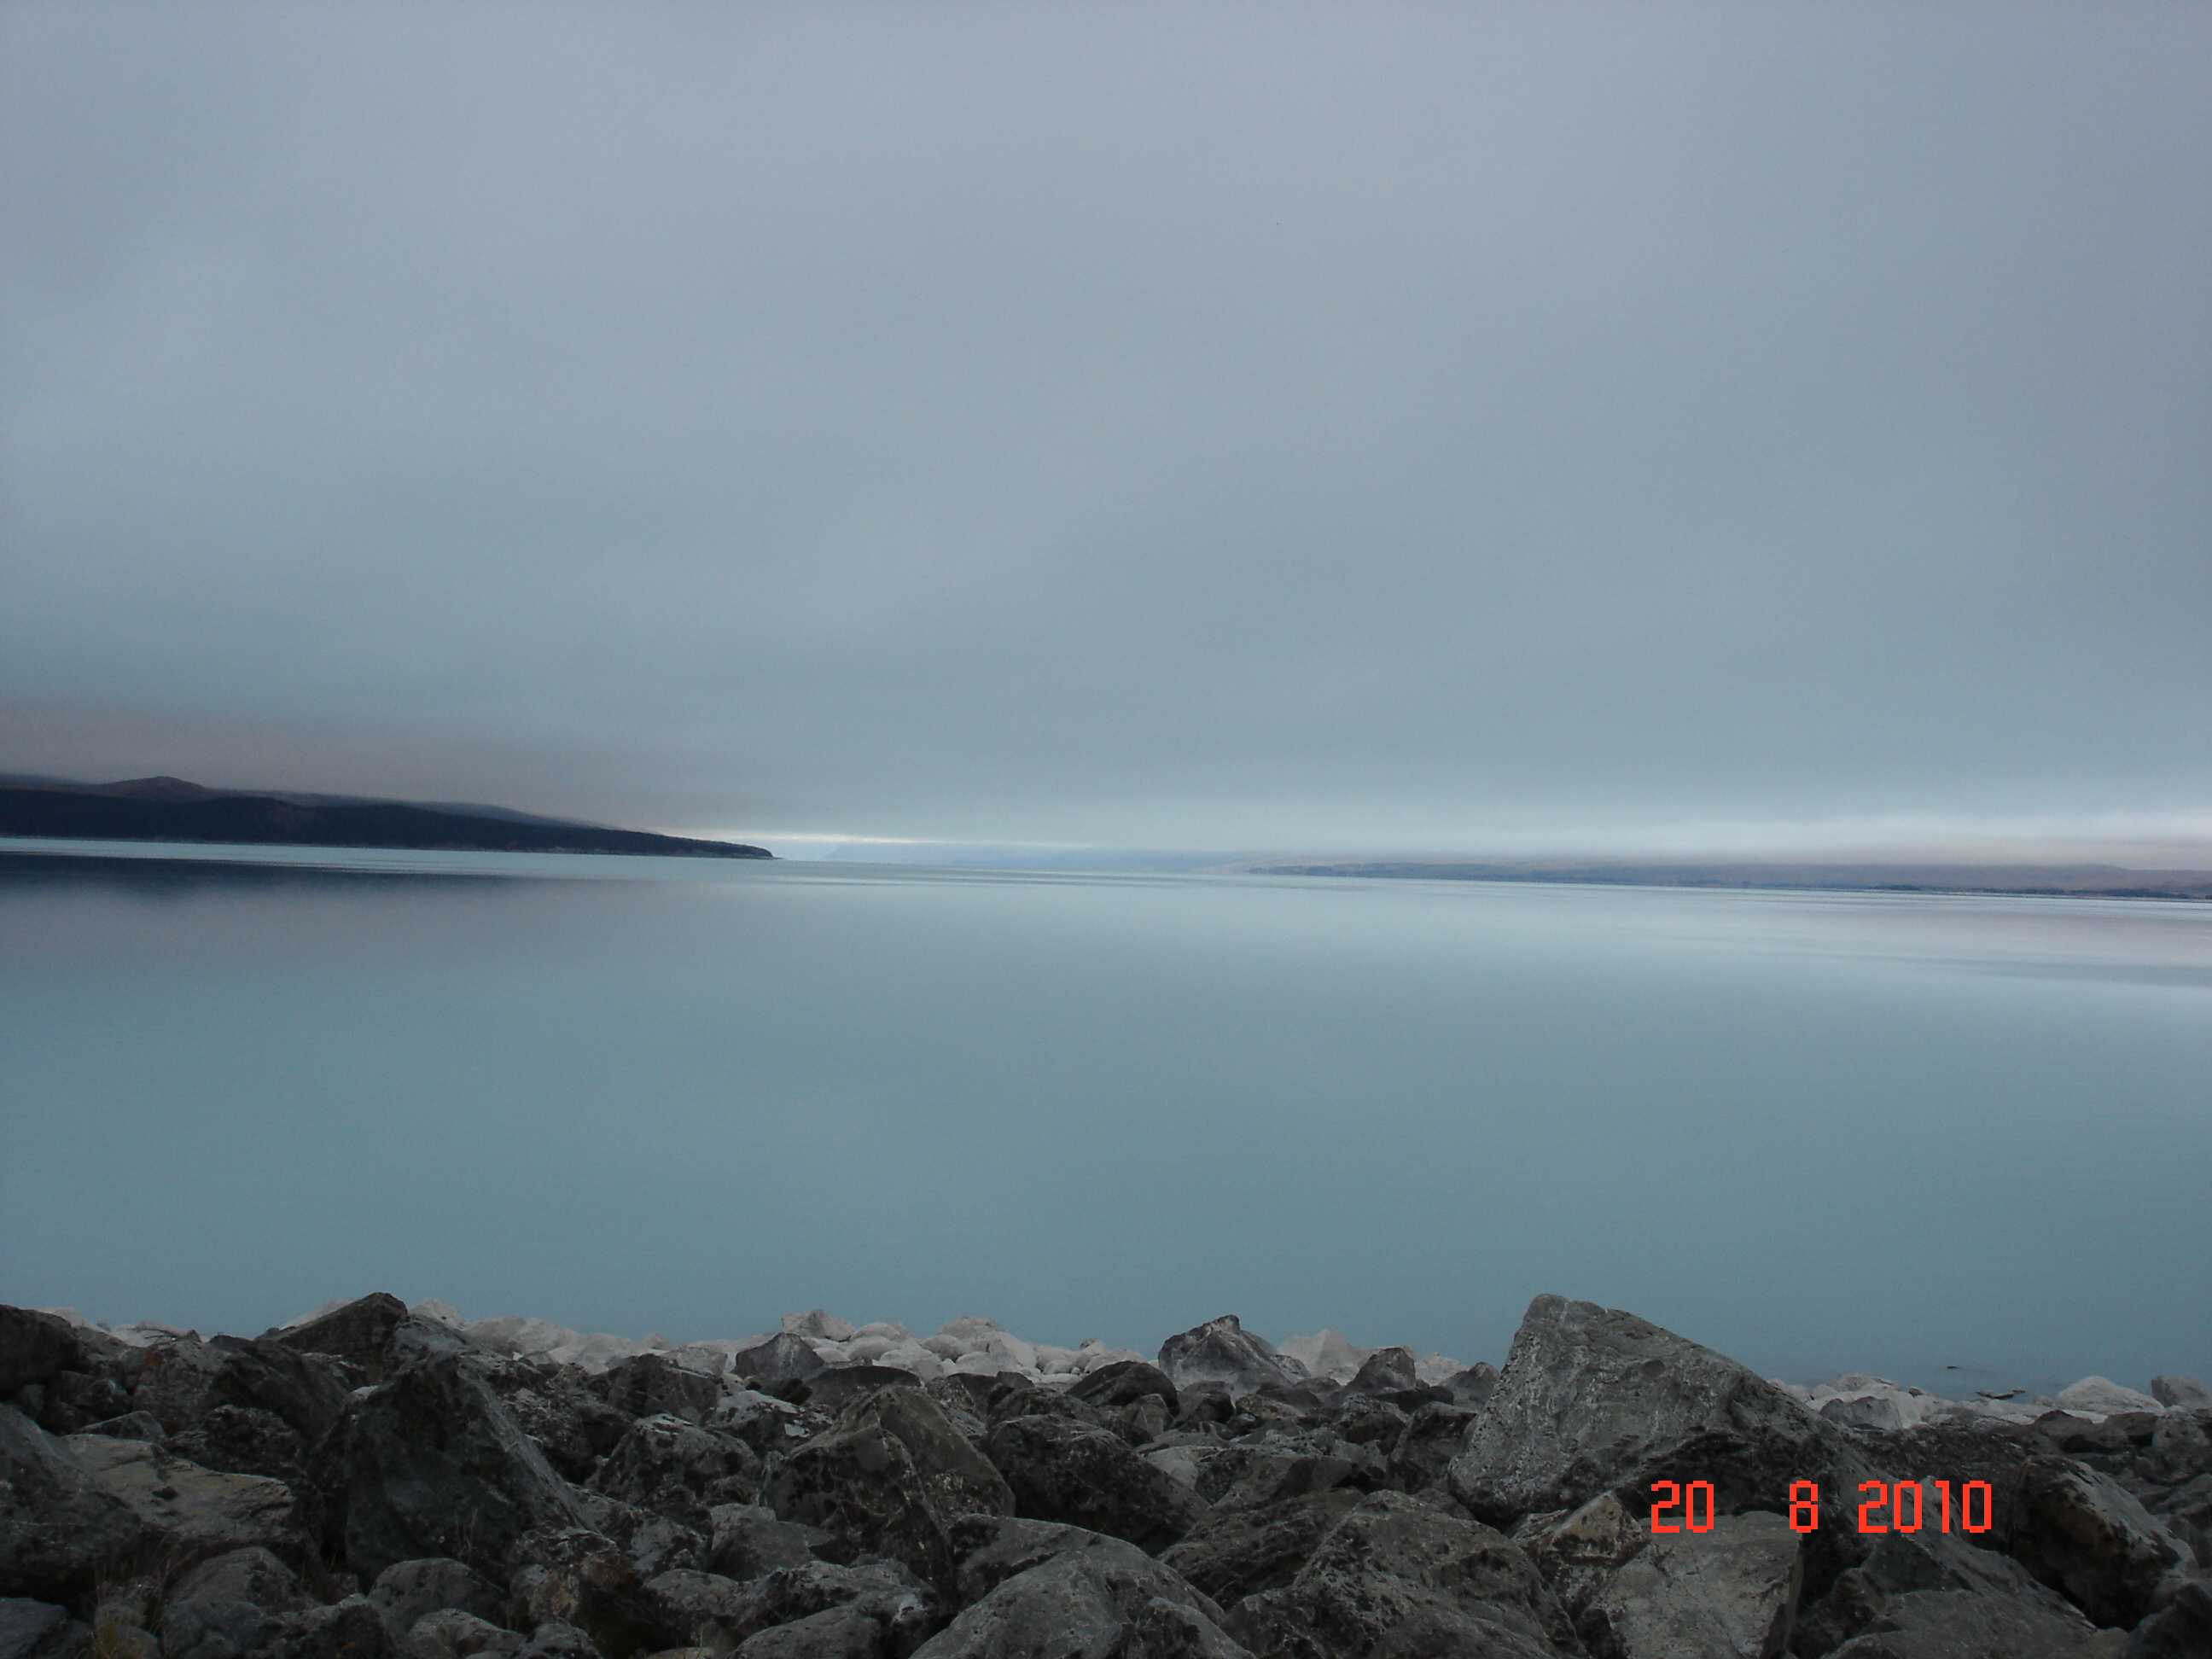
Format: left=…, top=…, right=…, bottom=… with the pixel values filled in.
left=3, top=839, right=2208, bottom=1394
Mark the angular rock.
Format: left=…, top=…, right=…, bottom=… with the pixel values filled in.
left=733, top=1336, right=828, bottom=1390
left=1066, top=1362, right=1181, bottom=1420
left=1821, top=1587, right=2112, bottom=1656
left=981, top=1417, right=1208, bottom=1552
left=173, top=1545, right=309, bottom=1610
left=125, top=1338, right=231, bottom=1435
left=0, top=1601, right=69, bottom=1659
left=644, top=1562, right=934, bottom=1656
left=67, top=1435, right=304, bottom=1565
left=1344, top=1348, right=1417, bottom=1397
left=170, top=1406, right=309, bottom=1486
left=765, top=1390, right=1012, bottom=1592
left=509, top=1530, right=666, bottom=1658
left=399, top=1610, right=522, bottom=1659
left=1158, top=1491, right=1364, bottom=1604
left=1331, top=1394, right=1410, bottom=1449
left=275, top=1294, right=409, bottom=1382
left=918, top=1518, right=1242, bottom=1659
left=1442, top=1364, right=1501, bottom=1409
left=1544, top=1499, right=1802, bottom=1659
left=2128, top=1576, right=2212, bottom=1657
left=782, top=1313, right=858, bottom=1345
left=1389, top=1402, right=1479, bottom=1493
left=2057, top=1377, right=2166, bottom=1417
left=514, top=1622, right=599, bottom=1659
left=706, top=1505, right=834, bottom=1581
left=79, top=1412, right=165, bottom=1443
left=368, top=1559, right=508, bottom=1641
left=1156, top=1318, right=1305, bottom=1398
left=589, top=1416, right=760, bottom=1527
left=322, top=1353, right=587, bottom=1582
left=258, top=1595, right=398, bottom=1659
left=2006, top=1455, right=2192, bottom=1628
left=2148, top=1376, right=2210, bottom=1411
left=0, top=1309, right=81, bottom=1398
left=800, top=1367, right=923, bottom=1417
left=707, top=1392, right=819, bottom=1460
left=595, top=1356, right=722, bottom=1427
left=1225, top=1490, right=1580, bottom=1659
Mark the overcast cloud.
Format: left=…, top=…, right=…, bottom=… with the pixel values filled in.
left=4, top=2, right=2207, bottom=856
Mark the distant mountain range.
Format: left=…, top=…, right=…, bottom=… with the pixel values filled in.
left=0, top=775, right=771, bottom=859
left=1241, top=858, right=2212, bottom=901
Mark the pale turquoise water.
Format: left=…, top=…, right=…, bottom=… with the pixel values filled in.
left=3, top=839, right=2207, bottom=1391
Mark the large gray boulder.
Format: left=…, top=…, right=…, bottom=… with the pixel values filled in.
left=1225, top=1490, right=1582, bottom=1659
left=588, top=1415, right=760, bottom=1527
left=367, top=1558, right=508, bottom=1642
left=2005, top=1456, right=2194, bottom=1628
left=765, top=1388, right=1013, bottom=1593
left=1447, top=1295, right=1870, bottom=1528
left=981, top=1417, right=1209, bottom=1552
left=733, top=1336, right=829, bottom=1390
left=0, top=1600, right=71, bottom=1659
left=274, top=1293, right=409, bottom=1381
left=1527, top=1491, right=1801, bottom=1658
left=1156, top=1318, right=1306, bottom=1397
left=916, top=1518, right=1244, bottom=1658
left=644, top=1561, right=936, bottom=1656
left=1821, top=1587, right=2117, bottom=1657
left=595, top=1353, right=722, bottom=1425
left=0, top=1405, right=147, bottom=1600
left=1066, top=1361, right=1181, bottom=1420
left=1158, top=1491, right=1364, bottom=1605
left=2148, top=1377, right=2210, bottom=1411
left=322, top=1353, right=587, bottom=1582
left=0, top=1309, right=81, bottom=1399
left=69, top=1433, right=304, bottom=1567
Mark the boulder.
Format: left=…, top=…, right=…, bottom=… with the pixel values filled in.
left=589, top=1416, right=760, bottom=1526
left=1156, top=1318, right=1306, bottom=1397
left=644, top=1562, right=935, bottom=1656
left=322, top=1353, right=587, bottom=1582
left=2005, top=1456, right=2193, bottom=1628
left=917, top=1518, right=1243, bottom=1658
left=981, top=1417, right=1208, bottom=1552
left=1559, top=1501, right=1802, bottom=1659
left=596, top=1356, right=722, bottom=1426
left=2128, top=1576, right=2212, bottom=1657
left=168, top=1405, right=309, bottom=1485
left=0, top=1309, right=80, bottom=1398
left=706, top=1505, right=835, bottom=1580
left=1225, top=1490, right=1580, bottom=1659
left=1331, top=1394, right=1410, bottom=1450
left=1448, top=1295, right=1873, bottom=1528
left=255, top=1595, right=399, bottom=1659
left=0, top=1406, right=148, bottom=1599
left=172, top=1545, right=309, bottom=1610
left=1159, top=1491, right=1364, bottom=1604
left=732, top=1336, right=828, bottom=1390
left=1343, top=1348, right=1417, bottom=1397
left=781, top=1313, right=858, bottom=1345
left=399, top=1610, right=522, bottom=1659
left=707, top=1392, right=819, bottom=1460
left=2148, top=1377, right=2211, bottom=1411
left=1066, top=1362, right=1181, bottom=1421
left=801, top=1367, right=923, bottom=1417
left=67, top=1435, right=305, bottom=1565
left=1388, top=1402, right=1479, bottom=1493
left=0, top=1600, right=70, bottom=1659
left=2058, top=1378, right=2166, bottom=1417
left=765, top=1389, right=1012, bottom=1592
left=1821, top=1587, right=2114, bottom=1657
left=368, top=1559, right=508, bottom=1641
left=274, top=1294, right=408, bottom=1381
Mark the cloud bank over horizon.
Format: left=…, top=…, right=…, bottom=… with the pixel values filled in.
left=5, top=4, right=2207, bottom=859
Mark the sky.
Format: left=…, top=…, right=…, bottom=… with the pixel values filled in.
left=4, top=3, right=2208, bottom=861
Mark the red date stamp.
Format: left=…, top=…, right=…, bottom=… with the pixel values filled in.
left=1650, top=1479, right=1994, bottom=1535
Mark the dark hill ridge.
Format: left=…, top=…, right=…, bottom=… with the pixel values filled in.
left=0, top=777, right=771, bottom=859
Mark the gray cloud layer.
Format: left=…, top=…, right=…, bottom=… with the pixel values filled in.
left=5, top=3, right=2207, bottom=851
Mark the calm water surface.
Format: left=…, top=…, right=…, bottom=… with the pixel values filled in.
left=4, top=839, right=2208, bottom=1392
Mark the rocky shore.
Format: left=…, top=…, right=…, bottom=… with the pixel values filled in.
left=3, top=1294, right=2205, bottom=1658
